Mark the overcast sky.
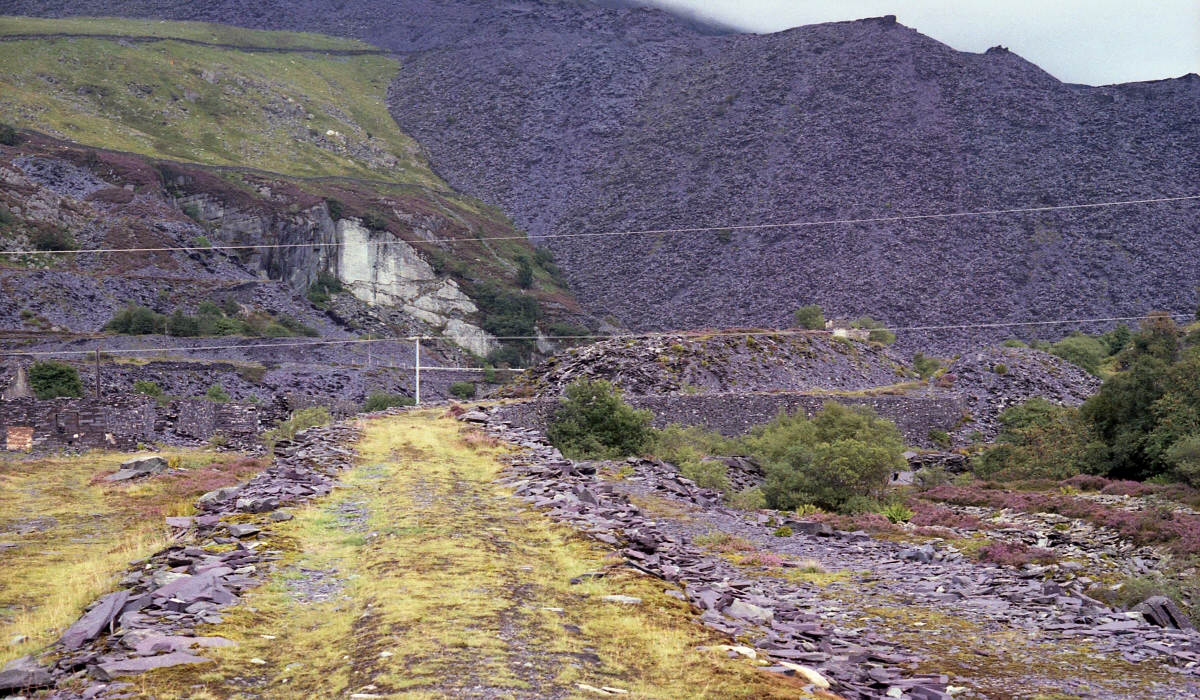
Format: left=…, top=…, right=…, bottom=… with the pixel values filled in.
left=643, top=0, right=1200, bottom=86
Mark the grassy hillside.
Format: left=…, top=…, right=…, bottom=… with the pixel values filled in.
left=0, top=17, right=435, bottom=183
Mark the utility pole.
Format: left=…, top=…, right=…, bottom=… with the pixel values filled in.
left=414, top=337, right=421, bottom=405
left=94, top=346, right=101, bottom=399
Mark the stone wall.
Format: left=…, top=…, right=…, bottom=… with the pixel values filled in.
left=0, top=395, right=156, bottom=451
left=172, top=400, right=262, bottom=440
left=491, top=392, right=968, bottom=447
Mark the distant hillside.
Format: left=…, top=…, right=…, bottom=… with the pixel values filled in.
left=0, top=18, right=584, bottom=373
left=2, top=3, right=1199, bottom=350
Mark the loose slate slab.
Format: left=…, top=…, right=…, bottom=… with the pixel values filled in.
left=60, top=590, right=130, bottom=650
left=97, top=651, right=212, bottom=678
left=225, top=523, right=261, bottom=539
left=0, top=655, right=53, bottom=692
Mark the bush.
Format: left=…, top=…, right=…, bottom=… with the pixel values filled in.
left=1002, top=339, right=1028, bottom=348
left=450, top=381, right=477, bottom=399
left=882, top=502, right=914, bottom=523
left=547, top=379, right=653, bottom=460
left=205, top=384, right=231, bottom=402
left=912, top=352, right=941, bottom=379
left=182, top=203, right=203, bottom=223
left=362, top=392, right=415, bottom=412
left=0, top=207, right=13, bottom=226
left=263, top=407, right=331, bottom=448
left=0, top=123, right=20, bottom=146
left=993, top=363, right=1008, bottom=375
left=192, top=235, right=212, bottom=248
left=166, top=310, right=202, bottom=337
left=746, top=402, right=905, bottom=513
left=132, top=380, right=163, bottom=398
left=1051, top=333, right=1108, bottom=375
left=107, top=304, right=164, bottom=335
left=363, top=211, right=389, bottom=231
left=928, top=429, right=951, bottom=449
left=974, top=398, right=1096, bottom=481
left=325, top=197, right=343, bottom=221
left=306, top=270, right=343, bottom=306
left=29, top=360, right=83, bottom=399
left=276, top=315, right=319, bottom=337
left=793, top=305, right=825, bottom=331
left=647, top=422, right=741, bottom=490
left=516, top=257, right=534, bottom=289
left=849, top=317, right=896, bottom=345
left=33, top=227, right=79, bottom=252
left=1168, top=436, right=1200, bottom=487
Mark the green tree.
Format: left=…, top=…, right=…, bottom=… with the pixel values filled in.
left=29, top=361, right=83, bottom=399
left=745, top=402, right=905, bottom=512
left=166, top=310, right=202, bottom=337
left=516, top=257, right=534, bottom=289
left=547, top=379, right=653, bottom=459
left=975, top=398, right=1096, bottom=481
left=793, top=305, right=825, bottom=331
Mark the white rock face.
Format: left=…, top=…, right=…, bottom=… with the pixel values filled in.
left=337, top=220, right=496, bottom=356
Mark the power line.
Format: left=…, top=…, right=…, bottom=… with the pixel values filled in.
left=1, top=313, right=1189, bottom=359
left=3, top=194, right=1197, bottom=256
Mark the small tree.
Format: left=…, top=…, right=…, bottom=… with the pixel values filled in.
left=547, top=379, right=653, bottom=459
left=745, top=402, right=905, bottom=512
left=975, top=398, right=1096, bottom=481
left=516, top=257, right=534, bottom=289
left=793, top=305, right=825, bottom=331
left=0, top=123, right=20, bottom=147
left=912, top=352, right=941, bottom=379
left=166, top=310, right=202, bottom=337
left=107, top=304, right=164, bottom=335
left=29, top=361, right=83, bottom=399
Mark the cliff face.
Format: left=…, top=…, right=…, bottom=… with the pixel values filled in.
left=3, top=2, right=1199, bottom=346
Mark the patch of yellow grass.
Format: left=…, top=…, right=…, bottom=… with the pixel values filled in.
left=0, top=447, right=250, bottom=662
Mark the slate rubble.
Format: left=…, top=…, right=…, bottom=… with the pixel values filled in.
left=30, top=423, right=359, bottom=700
left=477, top=410, right=1200, bottom=699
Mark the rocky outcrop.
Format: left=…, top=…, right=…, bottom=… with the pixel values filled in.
left=337, top=219, right=495, bottom=355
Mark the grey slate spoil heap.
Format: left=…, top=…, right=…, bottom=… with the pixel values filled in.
left=22, top=423, right=359, bottom=700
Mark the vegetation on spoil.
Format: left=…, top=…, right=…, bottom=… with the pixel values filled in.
left=106, top=301, right=318, bottom=338
left=28, top=360, right=84, bottom=399
left=0, top=446, right=260, bottom=663
left=128, top=412, right=814, bottom=699
left=361, top=392, right=415, bottom=413
left=792, top=304, right=824, bottom=331
left=547, top=379, right=654, bottom=460
left=261, top=406, right=331, bottom=449
left=0, top=18, right=432, bottom=183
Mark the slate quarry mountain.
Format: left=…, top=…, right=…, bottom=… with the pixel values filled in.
left=4, top=1, right=1200, bottom=347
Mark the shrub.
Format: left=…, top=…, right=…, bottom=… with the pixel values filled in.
left=746, top=402, right=906, bottom=512
left=993, top=363, right=1008, bottom=375
left=29, top=360, right=83, bottom=399
left=974, top=398, right=1095, bottom=481
left=0, top=207, right=13, bottom=226
left=1051, top=333, right=1108, bottom=375
left=182, top=203, right=203, bottom=223
left=1168, top=436, right=1200, bottom=486
left=166, top=310, right=202, bottom=337
left=647, top=424, right=739, bottom=491
left=1002, top=339, right=1028, bottom=348
left=197, top=301, right=222, bottom=317
left=450, top=381, right=477, bottom=399
left=205, top=384, right=231, bottom=402
left=882, top=502, right=914, bottom=523
left=914, top=466, right=950, bottom=489
left=772, top=526, right=793, bottom=537
left=0, top=123, right=20, bottom=146
left=263, top=407, right=331, bottom=447
left=851, top=317, right=896, bottom=345
left=978, top=542, right=1057, bottom=568
left=928, top=429, right=951, bottom=449
left=33, top=227, right=79, bottom=252
left=362, top=392, right=415, bottom=412
left=912, top=352, right=941, bottom=379
left=221, top=297, right=241, bottom=316
left=191, top=235, right=212, bottom=248
left=306, top=270, right=343, bottom=306
left=276, top=315, right=319, bottom=337
left=325, top=197, right=343, bottom=221
left=547, top=379, right=653, bottom=460
left=107, top=304, right=164, bottom=335
left=516, top=257, right=534, bottom=289
left=793, top=305, right=825, bottom=331
left=729, top=487, right=766, bottom=511
left=133, top=380, right=163, bottom=398
left=363, top=211, right=389, bottom=231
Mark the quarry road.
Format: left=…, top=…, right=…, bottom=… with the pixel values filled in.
left=482, top=413, right=1200, bottom=700
left=107, top=411, right=805, bottom=700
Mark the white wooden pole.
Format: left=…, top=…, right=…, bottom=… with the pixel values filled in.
left=415, top=337, right=421, bottom=405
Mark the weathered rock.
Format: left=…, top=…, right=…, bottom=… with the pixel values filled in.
left=1133, top=596, right=1195, bottom=632
left=726, top=599, right=773, bottom=625
left=226, top=523, right=261, bottom=538
left=59, top=590, right=130, bottom=650
left=601, top=595, right=642, bottom=605
left=97, top=651, right=213, bottom=678
left=785, top=521, right=834, bottom=537
left=0, top=655, right=53, bottom=692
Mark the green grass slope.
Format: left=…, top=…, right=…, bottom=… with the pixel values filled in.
left=0, top=17, right=433, bottom=183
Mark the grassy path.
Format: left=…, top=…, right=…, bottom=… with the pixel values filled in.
left=139, top=411, right=808, bottom=699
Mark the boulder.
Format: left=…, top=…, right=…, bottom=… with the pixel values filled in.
left=726, top=599, right=773, bottom=625
left=459, top=411, right=489, bottom=423
left=783, top=520, right=833, bottom=537
left=1133, top=596, right=1195, bottom=631
left=96, top=652, right=212, bottom=679
left=59, top=590, right=130, bottom=650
